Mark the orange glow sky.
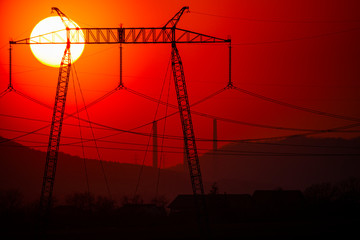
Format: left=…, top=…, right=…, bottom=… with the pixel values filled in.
left=1, top=0, right=360, bottom=167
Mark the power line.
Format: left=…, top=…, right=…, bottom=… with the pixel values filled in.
left=192, top=10, right=360, bottom=24
left=1, top=110, right=359, bottom=144
left=2, top=94, right=359, bottom=158
left=73, top=64, right=112, bottom=199
left=134, top=56, right=172, bottom=197
left=125, top=87, right=341, bottom=132
left=126, top=87, right=306, bottom=131
left=2, top=141, right=359, bottom=157
left=71, top=68, right=91, bottom=199
left=0, top=90, right=9, bottom=98
left=58, top=86, right=235, bottom=145
left=0, top=112, right=127, bottom=133
left=233, top=86, right=360, bottom=122
left=0, top=87, right=119, bottom=144
left=156, top=66, right=172, bottom=198
left=1, top=111, right=359, bottom=143
left=87, top=87, right=228, bottom=143
left=5, top=73, right=357, bottom=144
left=1, top=124, right=359, bottom=152
left=14, top=89, right=52, bottom=109
left=6, top=85, right=359, bottom=138
left=232, top=27, right=360, bottom=46
left=3, top=136, right=359, bottom=156
left=1, top=73, right=359, bottom=152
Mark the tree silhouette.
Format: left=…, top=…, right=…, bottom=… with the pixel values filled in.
left=151, top=195, right=168, bottom=207
left=65, top=192, right=95, bottom=212
left=121, top=194, right=143, bottom=205
left=304, top=182, right=337, bottom=204
left=95, top=195, right=116, bottom=213
left=0, top=189, right=23, bottom=213
left=209, top=182, right=219, bottom=195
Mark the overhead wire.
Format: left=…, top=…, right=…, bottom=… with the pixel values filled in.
left=0, top=112, right=183, bottom=143
left=233, top=122, right=360, bottom=145
left=0, top=113, right=122, bottom=132
left=1, top=110, right=359, bottom=147
left=232, top=27, right=360, bottom=46
left=134, top=56, right=171, bottom=197
left=191, top=10, right=360, bottom=24
left=2, top=11, right=358, bottom=202
left=70, top=83, right=331, bottom=148
left=71, top=68, right=91, bottom=199
left=1, top=102, right=359, bottom=155
left=13, top=88, right=52, bottom=109
left=11, top=68, right=49, bottom=75
left=73, top=64, right=112, bottom=199
left=0, top=90, right=9, bottom=98
left=233, top=86, right=360, bottom=122
left=2, top=28, right=360, bottom=161
left=7, top=82, right=360, bottom=137
left=1, top=124, right=360, bottom=152
left=192, top=10, right=360, bottom=47
left=2, top=140, right=359, bottom=157
left=4, top=76, right=354, bottom=145
left=155, top=59, right=172, bottom=199
left=125, top=86, right=336, bottom=132
left=84, top=86, right=229, bottom=145
left=0, top=86, right=118, bottom=144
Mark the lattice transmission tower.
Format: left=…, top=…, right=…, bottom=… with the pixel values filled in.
left=11, top=6, right=231, bottom=227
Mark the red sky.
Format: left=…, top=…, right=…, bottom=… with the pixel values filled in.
left=1, top=0, right=360, bottom=167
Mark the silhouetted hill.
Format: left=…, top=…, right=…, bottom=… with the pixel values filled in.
left=1, top=136, right=360, bottom=204
left=0, top=136, right=192, bottom=204
left=198, top=136, right=360, bottom=193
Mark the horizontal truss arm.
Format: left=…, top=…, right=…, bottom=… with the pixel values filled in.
left=11, top=27, right=230, bottom=44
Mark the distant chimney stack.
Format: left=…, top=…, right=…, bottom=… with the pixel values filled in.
left=213, top=118, right=218, bottom=151
left=212, top=118, right=218, bottom=179
left=183, top=144, right=188, bottom=171
left=152, top=121, right=158, bottom=169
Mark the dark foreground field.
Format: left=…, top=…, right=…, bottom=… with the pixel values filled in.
left=2, top=191, right=359, bottom=240
left=2, top=216, right=359, bottom=240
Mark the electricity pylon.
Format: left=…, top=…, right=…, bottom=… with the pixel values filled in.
left=11, top=7, right=231, bottom=226
left=42, top=7, right=73, bottom=215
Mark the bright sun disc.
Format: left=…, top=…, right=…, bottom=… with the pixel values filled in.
left=30, top=16, right=85, bottom=68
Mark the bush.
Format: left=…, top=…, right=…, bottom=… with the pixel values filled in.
left=0, top=189, right=23, bottom=213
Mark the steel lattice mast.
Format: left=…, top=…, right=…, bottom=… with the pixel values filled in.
left=168, top=7, right=209, bottom=229
left=11, top=7, right=231, bottom=225
left=39, top=7, right=73, bottom=214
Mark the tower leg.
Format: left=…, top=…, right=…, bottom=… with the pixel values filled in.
left=40, top=47, right=71, bottom=216
left=171, top=42, right=209, bottom=233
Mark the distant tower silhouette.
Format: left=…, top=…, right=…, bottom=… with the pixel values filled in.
left=213, top=119, right=218, bottom=151
left=134, top=154, right=139, bottom=165
left=153, top=121, right=158, bottom=169
left=212, top=119, right=218, bottom=179
left=183, top=143, right=187, bottom=171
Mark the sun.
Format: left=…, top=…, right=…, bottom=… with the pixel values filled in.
left=30, top=16, right=85, bottom=68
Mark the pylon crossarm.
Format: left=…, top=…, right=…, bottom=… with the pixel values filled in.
left=11, top=27, right=229, bottom=45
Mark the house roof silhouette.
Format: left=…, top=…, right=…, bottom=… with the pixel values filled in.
left=252, top=190, right=305, bottom=208
left=168, top=194, right=252, bottom=210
